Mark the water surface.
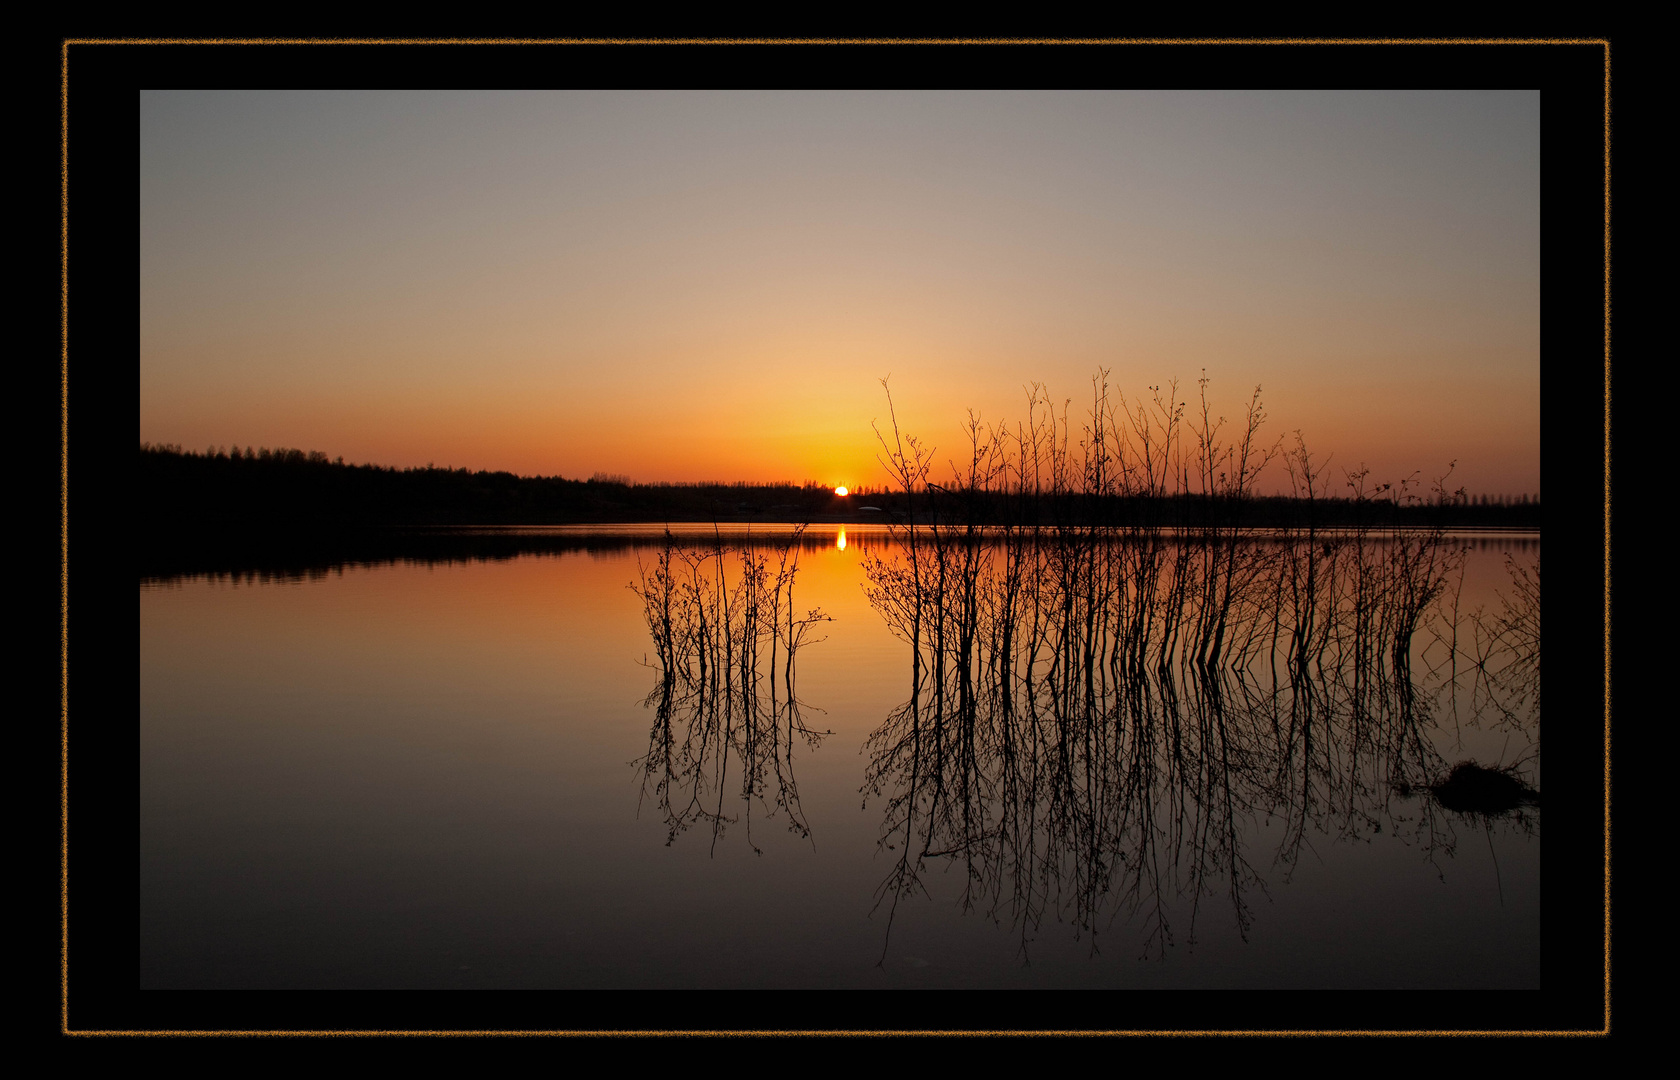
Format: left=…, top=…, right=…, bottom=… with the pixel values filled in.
left=141, top=525, right=1540, bottom=989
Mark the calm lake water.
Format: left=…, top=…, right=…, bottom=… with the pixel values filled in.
left=140, top=524, right=1540, bottom=989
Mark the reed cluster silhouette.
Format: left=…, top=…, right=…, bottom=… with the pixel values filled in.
left=852, top=372, right=1541, bottom=961
left=614, top=373, right=1540, bottom=960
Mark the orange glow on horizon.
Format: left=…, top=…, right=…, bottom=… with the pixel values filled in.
left=138, top=92, right=1542, bottom=499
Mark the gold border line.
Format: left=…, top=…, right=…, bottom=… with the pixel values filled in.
left=68, top=36, right=1610, bottom=1038
left=59, top=36, right=1610, bottom=45
left=60, top=35, right=71, bottom=1041
left=57, top=1028, right=1616, bottom=1038
left=1601, top=38, right=1614, bottom=1036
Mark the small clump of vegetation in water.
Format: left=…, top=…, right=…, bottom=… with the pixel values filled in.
left=1425, top=761, right=1541, bottom=815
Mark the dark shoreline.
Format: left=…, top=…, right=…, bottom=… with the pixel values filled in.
left=135, top=442, right=1543, bottom=583
left=139, top=443, right=1542, bottom=531
left=138, top=521, right=1540, bottom=587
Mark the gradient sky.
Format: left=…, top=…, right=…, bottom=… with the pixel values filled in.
left=140, top=90, right=1540, bottom=496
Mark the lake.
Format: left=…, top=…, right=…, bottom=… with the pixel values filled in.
left=140, top=524, right=1540, bottom=990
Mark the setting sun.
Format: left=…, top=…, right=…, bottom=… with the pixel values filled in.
left=835, top=486, right=848, bottom=496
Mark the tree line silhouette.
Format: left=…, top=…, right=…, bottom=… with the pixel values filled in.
left=138, top=443, right=866, bottom=530
left=138, top=413, right=1539, bottom=544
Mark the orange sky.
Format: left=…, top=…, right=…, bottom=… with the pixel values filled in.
left=141, top=91, right=1540, bottom=496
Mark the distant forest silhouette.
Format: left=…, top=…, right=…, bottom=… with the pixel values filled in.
left=139, top=442, right=868, bottom=529
left=139, top=440, right=1539, bottom=534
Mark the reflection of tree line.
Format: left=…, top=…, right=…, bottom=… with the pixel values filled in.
left=854, top=373, right=1540, bottom=959
left=138, top=525, right=875, bottom=586
left=630, top=528, right=834, bottom=854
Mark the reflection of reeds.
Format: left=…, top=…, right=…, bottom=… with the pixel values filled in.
left=859, top=374, right=1538, bottom=960
left=630, top=527, right=832, bottom=854
left=1459, top=553, right=1542, bottom=730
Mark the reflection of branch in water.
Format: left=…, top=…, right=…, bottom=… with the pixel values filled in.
left=630, top=528, right=832, bottom=855
left=857, top=377, right=1539, bottom=963
left=1457, top=553, right=1541, bottom=733
left=862, top=527, right=1537, bottom=962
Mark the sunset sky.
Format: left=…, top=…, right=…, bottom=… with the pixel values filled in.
left=140, top=90, right=1540, bottom=496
